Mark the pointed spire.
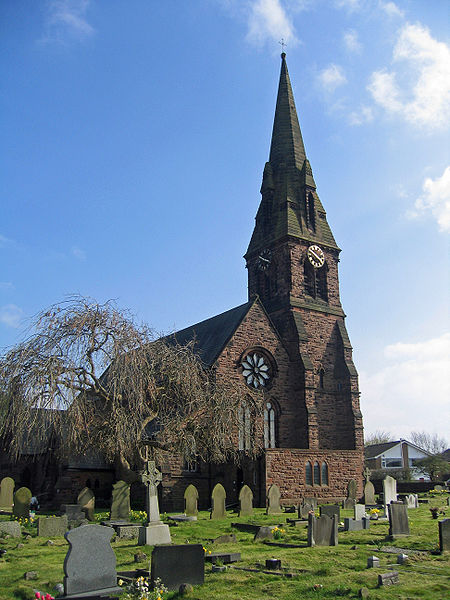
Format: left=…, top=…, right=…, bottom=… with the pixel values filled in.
left=269, top=53, right=306, bottom=172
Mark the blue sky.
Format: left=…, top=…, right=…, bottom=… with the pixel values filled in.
left=1, top=1, right=449, bottom=440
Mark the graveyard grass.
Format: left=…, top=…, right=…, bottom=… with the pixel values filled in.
left=0, top=499, right=449, bottom=600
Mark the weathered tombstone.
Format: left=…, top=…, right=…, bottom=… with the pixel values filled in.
left=110, top=480, right=130, bottom=521
left=0, top=520, right=21, bottom=538
left=238, top=485, right=253, bottom=517
left=383, top=476, right=397, bottom=511
left=438, top=519, right=450, bottom=552
left=367, top=556, right=380, bottom=568
left=364, top=481, right=376, bottom=505
left=298, top=497, right=317, bottom=519
left=319, top=504, right=340, bottom=521
left=344, top=517, right=370, bottom=531
left=266, top=484, right=282, bottom=515
left=151, top=544, right=204, bottom=590
left=377, top=571, right=399, bottom=586
left=0, top=477, right=15, bottom=511
left=60, top=504, right=86, bottom=526
left=388, top=502, right=410, bottom=538
left=184, top=484, right=199, bottom=517
left=344, top=479, right=357, bottom=509
left=63, top=524, right=121, bottom=597
left=254, top=526, right=274, bottom=541
left=406, top=494, right=418, bottom=509
left=138, top=460, right=171, bottom=545
left=37, top=515, right=68, bottom=537
left=204, top=551, right=241, bottom=564
left=210, top=483, right=226, bottom=520
left=77, top=487, right=95, bottom=521
left=212, top=533, right=236, bottom=544
left=307, top=513, right=338, bottom=547
left=13, top=487, right=32, bottom=519
left=354, top=504, right=366, bottom=520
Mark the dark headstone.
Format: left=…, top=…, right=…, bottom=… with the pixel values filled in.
left=204, top=551, right=240, bottom=564
left=211, top=483, right=226, bottom=519
left=377, top=571, right=399, bottom=586
left=151, top=544, right=204, bottom=590
left=319, top=504, right=340, bottom=521
left=37, top=515, right=68, bottom=537
left=388, top=502, right=410, bottom=537
left=0, top=477, right=14, bottom=511
left=298, top=497, right=317, bottom=519
left=184, top=484, right=199, bottom=517
left=110, top=480, right=130, bottom=520
left=238, top=484, right=253, bottom=517
left=367, top=556, right=379, bottom=568
left=308, top=513, right=338, bottom=547
left=343, top=517, right=370, bottom=531
left=266, top=484, right=282, bottom=515
left=63, top=524, right=120, bottom=597
left=13, top=487, right=32, bottom=519
left=60, top=504, right=85, bottom=523
left=266, top=558, right=281, bottom=570
left=77, top=487, right=95, bottom=521
left=439, top=518, right=450, bottom=552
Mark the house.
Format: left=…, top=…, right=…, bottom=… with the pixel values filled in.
left=365, top=439, right=432, bottom=479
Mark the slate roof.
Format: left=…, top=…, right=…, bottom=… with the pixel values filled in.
left=364, top=441, right=399, bottom=459
left=170, top=300, right=255, bottom=367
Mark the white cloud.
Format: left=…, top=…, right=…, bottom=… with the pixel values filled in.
left=71, top=246, right=87, bottom=260
left=0, top=282, right=14, bottom=291
left=42, top=0, right=94, bottom=43
left=360, top=333, right=450, bottom=439
left=368, top=24, right=450, bottom=128
left=0, top=304, right=24, bottom=329
left=349, top=105, right=374, bottom=125
left=317, top=64, right=347, bottom=93
left=246, top=0, right=297, bottom=47
left=379, top=1, right=404, bottom=18
left=343, top=29, right=361, bottom=53
left=408, top=166, right=450, bottom=233
left=335, top=0, right=361, bottom=12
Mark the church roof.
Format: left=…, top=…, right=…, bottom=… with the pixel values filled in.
left=171, top=300, right=255, bottom=367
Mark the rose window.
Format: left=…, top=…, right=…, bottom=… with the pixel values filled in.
left=241, top=353, right=270, bottom=388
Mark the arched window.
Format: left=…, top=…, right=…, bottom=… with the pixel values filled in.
left=305, top=462, right=313, bottom=486
left=316, top=264, right=328, bottom=301
left=313, top=461, right=321, bottom=486
left=321, top=462, right=329, bottom=486
left=238, top=402, right=251, bottom=451
left=264, top=402, right=276, bottom=448
left=304, top=259, right=328, bottom=302
left=307, top=192, right=316, bottom=232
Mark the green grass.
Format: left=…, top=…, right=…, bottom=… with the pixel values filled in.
left=0, top=497, right=449, bottom=600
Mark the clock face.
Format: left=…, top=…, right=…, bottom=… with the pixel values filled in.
left=257, top=248, right=272, bottom=271
left=307, top=245, right=325, bottom=268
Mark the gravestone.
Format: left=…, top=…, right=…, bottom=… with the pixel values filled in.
left=77, top=487, right=95, bottom=521
left=367, top=556, right=380, bottom=568
left=377, top=572, right=399, bottom=586
left=308, top=513, right=338, bottom=547
left=138, top=460, right=171, bottom=545
left=383, top=476, right=397, bottom=511
left=406, top=494, right=418, bottom=509
left=364, top=481, right=376, bottom=505
left=184, top=484, right=199, bottom=517
left=319, top=504, right=340, bottom=521
left=298, top=497, right=317, bottom=519
left=151, top=544, right=204, bottom=590
left=0, top=520, right=21, bottom=538
left=238, top=485, right=253, bottom=517
left=438, top=519, right=450, bottom=552
left=266, top=484, right=282, bottom=515
left=354, top=504, right=366, bottom=520
left=212, top=533, right=236, bottom=544
left=204, top=551, right=241, bottom=564
left=63, top=524, right=121, bottom=597
left=210, top=483, right=226, bottom=519
left=388, top=502, right=410, bottom=537
left=13, top=487, right=32, bottom=519
left=0, top=477, right=14, bottom=511
left=344, top=479, right=357, bottom=509
left=254, top=526, right=274, bottom=541
left=110, top=480, right=130, bottom=520
left=60, top=504, right=86, bottom=526
left=37, top=515, right=68, bottom=538
left=344, top=517, right=370, bottom=531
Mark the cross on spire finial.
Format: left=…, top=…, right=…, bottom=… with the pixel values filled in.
left=279, top=38, right=287, bottom=55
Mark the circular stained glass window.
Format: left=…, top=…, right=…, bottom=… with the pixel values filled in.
left=241, top=352, right=271, bottom=388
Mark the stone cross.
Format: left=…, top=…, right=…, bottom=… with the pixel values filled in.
left=139, top=460, right=162, bottom=525
left=364, top=467, right=371, bottom=484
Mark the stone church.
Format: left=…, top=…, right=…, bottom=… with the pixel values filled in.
left=1, top=54, right=364, bottom=510
left=158, top=53, right=364, bottom=510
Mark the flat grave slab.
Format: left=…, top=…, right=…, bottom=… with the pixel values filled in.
left=204, top=551, right=241, bottom=564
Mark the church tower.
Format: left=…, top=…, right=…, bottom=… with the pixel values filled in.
left=245, top=53, right=363, bottom=457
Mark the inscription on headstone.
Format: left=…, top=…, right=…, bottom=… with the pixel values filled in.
left=266, top=484, right=282, bottom=515
left=110, top=480, right=130, bottom=521
left=184, top=484, right=199, bottom=517
left=13, top=487, right=32, bottom=519
left=238, top=485, right=253, bottom=517
left=210, top=483, right=226, bottom=520
left=0, top=477, right=14, bottom=511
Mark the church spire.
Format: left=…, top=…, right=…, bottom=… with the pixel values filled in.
left=269, top=53, right=306, bottom=172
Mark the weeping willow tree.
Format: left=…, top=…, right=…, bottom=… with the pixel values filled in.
left=0, top=296, right=264, bottom=482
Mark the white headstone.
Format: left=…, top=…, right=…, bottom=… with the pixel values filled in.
left=383, top=476, right=397, bottom=512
